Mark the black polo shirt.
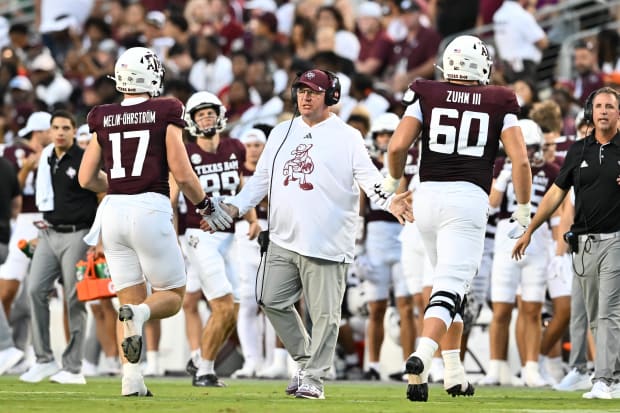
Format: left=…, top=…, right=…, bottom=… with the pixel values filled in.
left=0, top=157, right=20, bottom=243
left=555, top=131, right=620, bottom=235
left=44, top=143, right=98, bottom=227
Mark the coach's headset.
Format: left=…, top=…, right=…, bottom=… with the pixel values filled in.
left=291, top=69, right=341, bottom=107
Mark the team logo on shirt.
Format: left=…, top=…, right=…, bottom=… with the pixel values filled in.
left=66, top=166, right=77, bottom=179
left=283, top=144, right=314, bottom=191
left=190, top=153, right=202, bottom=164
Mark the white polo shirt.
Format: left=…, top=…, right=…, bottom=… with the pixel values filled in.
left=493, top=0, right=546, bottom=65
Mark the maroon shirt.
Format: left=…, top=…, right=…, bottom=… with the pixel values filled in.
left=2, top=143, right=37, bottom=213
left=554, top=134, right=576, bottom=162
left=356, top=29, right=394, bottom=76
left=389, top=26, right=441, bottom=74
left=184, top=138, right=246, bottom=231
left=411, top=79, right=520, bottom=194
left=87, top=97, right=185, bottom=197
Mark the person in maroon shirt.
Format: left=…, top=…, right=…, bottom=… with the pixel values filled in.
left=78, top=46, right=229, bottom=397
left=355, top=1, right=394, bottom=77
left=386, top=0, right=441, bottom=91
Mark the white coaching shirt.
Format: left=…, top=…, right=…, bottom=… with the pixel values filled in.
left=230, top=113, right=385, bottom=263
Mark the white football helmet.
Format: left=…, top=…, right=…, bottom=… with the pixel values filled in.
left=518, top=118, right=544, bottom=166
left=442, top=35, right=492, bottom=85
left=184, top=91, right=228, bottom=138
left=113, top=47, right=164, bottom=97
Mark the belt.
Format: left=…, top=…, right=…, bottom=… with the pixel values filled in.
left=49, top=223, right=91, bottom=233
left=578, top=230, right=620, bottom=242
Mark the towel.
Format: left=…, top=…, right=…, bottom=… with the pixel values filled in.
left=35, top=143, right=55, bottom=212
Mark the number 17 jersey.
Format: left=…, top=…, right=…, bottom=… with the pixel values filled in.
left=87, top=97, right=186, bottom=197
left=407, top=79, right=520, bottom=194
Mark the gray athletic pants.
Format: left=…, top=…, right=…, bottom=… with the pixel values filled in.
left=576, top=235, right=620, bottom=384
left=28, top=228, right=88, bottom=374
left=259, top=242, right=347, bottom=387
left=568, top=270, right=589, bottom=373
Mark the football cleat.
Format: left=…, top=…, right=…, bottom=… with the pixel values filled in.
left=193, top=374, right=226, bottom=387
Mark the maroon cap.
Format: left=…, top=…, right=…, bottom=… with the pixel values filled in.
left=294, top=70, right=331, bottom=92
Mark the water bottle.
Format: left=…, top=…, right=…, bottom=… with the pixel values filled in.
left=17, top=239, right=35, bottom=258
left=75, top=260, right=87, bottom=281
left=94, top=258, right=110, bottom=279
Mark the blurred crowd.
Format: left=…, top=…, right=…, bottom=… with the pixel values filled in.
left=0, top=0, right=618, bottom=149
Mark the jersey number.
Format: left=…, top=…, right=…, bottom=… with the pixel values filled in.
left=429, top=108, right=489, bottom=157
left=109, top=130, right=150, bottom=179
left=199, top=171, right=240, bottom=197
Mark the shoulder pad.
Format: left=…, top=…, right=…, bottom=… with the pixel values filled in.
left=401, top=85, right=419, bottom=107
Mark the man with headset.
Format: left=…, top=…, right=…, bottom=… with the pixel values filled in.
left=207, top=69, right=412, bottom=399
left=513, top=86, right=620, bottom=399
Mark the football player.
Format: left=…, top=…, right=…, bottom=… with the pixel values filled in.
left=485, top=119, right=560, bottom=387
left=385, top=35, right=532, bottom=401
left=171, top=91, right=259, bottom=387
left=79, top=47, right=230, bottom=396
left=362, top=113, right=416, bottom=381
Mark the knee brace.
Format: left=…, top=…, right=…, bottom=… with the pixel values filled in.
left=425, top=290, right=463, bottom=321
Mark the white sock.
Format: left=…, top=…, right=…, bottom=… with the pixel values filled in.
left=486, top=359, right=501, bottom=377
left=441, top=349, right=461, bottom=371
left=345, top=353, right=359, bottom=366
left=146, top=351, right=158, bottom=367
left=196, top=358, right=215, bottom=376
left=137, top=303, right=151, bottom=322
left=367, top=361, right=380, bottom=372
left=123, top=362, right=142, bottom=378
left=414, top=337, right=439, bottom=364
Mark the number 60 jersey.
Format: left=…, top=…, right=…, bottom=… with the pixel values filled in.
left=408, top=79, right=520, bottom=194
left=87, top=97, right=186, bottom=196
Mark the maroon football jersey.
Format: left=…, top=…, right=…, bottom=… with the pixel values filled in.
left=410, top=79, right=520, bottom=194
left=184, top=138, right=246, bottom=231
left=498, top=162, right=559, bottom=219
left=2, top=143, right=37, bottom=213
left=87, top=97, right=185, bottom=197
left=240, top=164, right=268, bottom=221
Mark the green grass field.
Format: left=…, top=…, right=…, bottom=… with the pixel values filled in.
left=1, top=376, right=620, bottom=413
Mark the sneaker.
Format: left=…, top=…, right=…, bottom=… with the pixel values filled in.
left=295, top=383, right=325, bottom=399
left=0, top=347, right=24, bottom=375
left=523, top=363, right=549, bottom=388
left=610, top=382, right=620, bottom=398
left=583, top=381, right=612, bottom=399
left=388, top=371, right=407, bottom=382
left=285, top=369, right=305, bottom=395
left=186, top=358, right=198, bottom=376
left=50, top=370, right=87, bottom=384
left=257, top=362, right=288, bottom=379
left=231, top=364, right=257, bottom=379
left=20, top=361, right=60, bottom=383
left=362, top=367, right=381, bottom=381
left=193, top=374, right=226, bottom=387
left=8, top=358, right=30, bottom=375
left=81, top=360, right=98, bottom=377
left=122, top=375, right=153, bottom=396
left=477, top=374, right=500, bottom=386
left=98, top=356, right=120, bottom=376
left=118, top=305, right=145, bottom=364
left=553, top=368, right=592, bottom=391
